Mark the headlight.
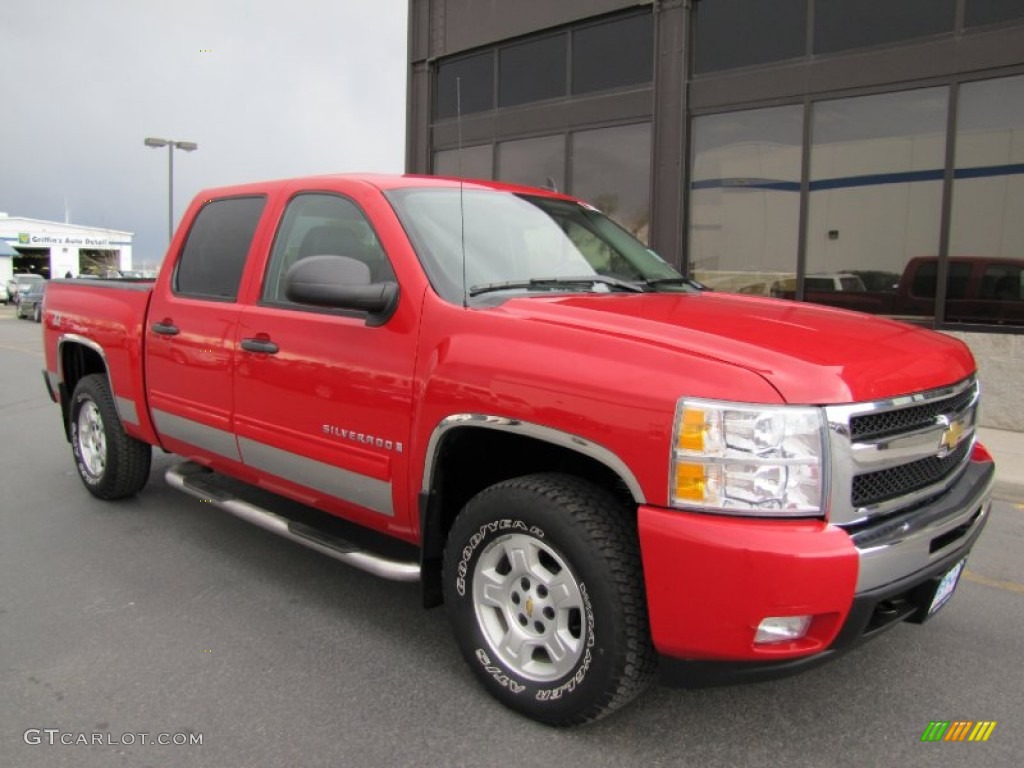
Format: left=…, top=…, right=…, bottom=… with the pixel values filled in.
left=670, top=399, right=826, bottom=517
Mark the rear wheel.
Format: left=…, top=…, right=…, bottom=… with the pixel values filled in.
left=442, top=473, right=655, bottom=725
left=70, top=374, right=151, bottom=499
left=33, top=304, right=41, bottom=322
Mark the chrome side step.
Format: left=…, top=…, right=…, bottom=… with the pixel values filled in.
left=165, top=461, right=420, bottom=582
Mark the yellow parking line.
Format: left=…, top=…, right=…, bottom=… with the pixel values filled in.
left=963, top=569, right=1024, bottom=595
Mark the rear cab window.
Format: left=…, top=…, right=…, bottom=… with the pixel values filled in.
left=174, top=196, right=267, bottom=301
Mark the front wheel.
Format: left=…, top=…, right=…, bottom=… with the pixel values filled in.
left=69, top=374, right=151, bottom=499
left=33, top=304, right=41, bottom=323
left=442, top=473, right=655, bottom=725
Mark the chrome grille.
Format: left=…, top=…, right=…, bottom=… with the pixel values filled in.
left=825, top=377, right=978, bottom=526
left=849, top=386, right=977, bottom=442
left=851, top=439, right=972, bottom=508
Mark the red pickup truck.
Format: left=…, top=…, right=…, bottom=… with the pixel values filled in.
left=42, top=174, right=994, bottom=725
left=776, top=257, right=1024, bottom=325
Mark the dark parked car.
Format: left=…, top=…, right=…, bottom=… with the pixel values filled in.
left=8, top=273, right=44, bottom=306
left=16, top=280, right=46, bottom=322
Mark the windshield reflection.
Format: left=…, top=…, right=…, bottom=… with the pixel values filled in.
left=385, top=188, right=688, bottom=304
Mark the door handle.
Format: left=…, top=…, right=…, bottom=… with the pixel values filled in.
left=240, top=337, right=279, bottom=354
left=151, top=321, right=179, bottom=336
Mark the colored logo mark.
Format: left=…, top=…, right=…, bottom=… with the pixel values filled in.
left=921, top=721, right=997, bottom=742
left=938, top=417, right=966, bottom=456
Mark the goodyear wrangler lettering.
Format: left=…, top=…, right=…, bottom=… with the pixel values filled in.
left=456, top=520, right=545, bottom=597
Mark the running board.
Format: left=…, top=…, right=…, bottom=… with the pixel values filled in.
left=165, top=461, right=420, bottom=582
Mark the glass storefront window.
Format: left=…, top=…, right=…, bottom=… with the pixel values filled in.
left=572, top=12, right=653, bottom=95
left=435, top=52, right=494, bottom=119
left=689, top=106, right=803, bottom=294
left=948, top=75, right=1024, bottom=325
left=694, top=0, right=805, bottom=74
left=814, top=0, right=955, bottom=54
left=570, top=123, right=652, bottom=243
left=496, top=135, right=565, bottom=192
left=498, top=35, right=567, bottom=108
left=806, top=88, right=948, bottom=318
left=433, top=145, right=494, bottom=180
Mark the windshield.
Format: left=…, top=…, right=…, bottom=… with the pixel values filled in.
left=385, top=188, right=691, bottom=304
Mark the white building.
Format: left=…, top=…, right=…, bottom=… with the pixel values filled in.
left=0, top=212, right=133, bottom=284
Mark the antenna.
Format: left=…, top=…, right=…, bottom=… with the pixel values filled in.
left=457, top=76, right=468, bottom=308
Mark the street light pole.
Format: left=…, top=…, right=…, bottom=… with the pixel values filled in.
left=144, top=137, right=198, bottom=244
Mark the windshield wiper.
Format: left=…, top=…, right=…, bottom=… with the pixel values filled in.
left=469, top=275, right=645, bottom=297
left=642, top=276, right=708, bottom=291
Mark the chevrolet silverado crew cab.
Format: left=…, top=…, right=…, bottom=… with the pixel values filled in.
left=42, top=175, right=994, bottom=725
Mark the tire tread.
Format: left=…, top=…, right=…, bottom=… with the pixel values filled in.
left=445, top=472, right=656, bottom=725
left=71, top=374, right=151, bottom=500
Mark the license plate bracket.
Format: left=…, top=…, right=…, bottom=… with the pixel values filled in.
left=927, top=558, right=966, bottom=617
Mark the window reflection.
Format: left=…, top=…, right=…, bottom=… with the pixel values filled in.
left=433, top=145, right=494, bottom=180
left=806, top=88, right=948, bottom=318
left=948, top=75, right=1024, bottom=325
left=689, top=106, right=803, bottom=294
left=498, top=35, right=567, bottom=108
left=435, top=52, right=494, bottom=119
left=497, top=135, right=565, bottom=192
left=965, top=0, right=1024, bottom=27
left=814, top=0, right=955, bottom=54
left=495, top=134, right=569, bottom=191
left=694, top=0, right=805, bottom=74
left=571, top=123, right=652, bottom=243
left=572, top=12, right=653, bottom=94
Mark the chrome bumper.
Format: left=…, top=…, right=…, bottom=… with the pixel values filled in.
left=847, top=460, right=994, bottom=593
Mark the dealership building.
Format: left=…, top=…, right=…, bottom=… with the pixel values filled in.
left=0, top=213, right=133, bottom=283
left=407, top=0, right=1024, bottom=429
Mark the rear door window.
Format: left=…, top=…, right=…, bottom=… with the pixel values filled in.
left=174, top=196, right=266, bottom=300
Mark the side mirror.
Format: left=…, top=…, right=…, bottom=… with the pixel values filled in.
left=284, top=255, right=399, bottom=326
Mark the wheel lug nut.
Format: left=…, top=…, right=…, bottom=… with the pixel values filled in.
left=511, top=593, right=520, bottom=604
left=537, top=586, right=548, bottom=598
left=543, top=607, right=555, bottom=620
left=534, top=622, right=545, bottom=633
left=520, top=577, right=530, bottom=590
left=518, top=614, right=527, bottom=626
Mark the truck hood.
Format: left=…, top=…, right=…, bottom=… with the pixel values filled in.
left=497, top=292, right=975, bottom=404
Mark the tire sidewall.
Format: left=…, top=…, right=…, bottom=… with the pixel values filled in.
left=444, top=489, right=623, bottom=723
left=70, top=383, right=110, bottom=491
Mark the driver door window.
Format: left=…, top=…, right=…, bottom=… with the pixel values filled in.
left=262, top=193, right=394, bottom=305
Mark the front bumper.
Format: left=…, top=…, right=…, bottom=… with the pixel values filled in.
left=638, top=457, right=994, bottom=687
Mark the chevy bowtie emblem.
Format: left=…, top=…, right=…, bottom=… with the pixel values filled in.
left=938, top=418, right=967, bottom=457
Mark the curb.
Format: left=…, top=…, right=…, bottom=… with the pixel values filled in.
left=977, top=428, right=1024, bottom=504
left=992, top=479, right=1024, bottom=504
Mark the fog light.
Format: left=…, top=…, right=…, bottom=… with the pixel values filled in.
left=755, top=616, right=812, bottom=644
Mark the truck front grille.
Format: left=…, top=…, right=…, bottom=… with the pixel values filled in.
left=849, top=385, right=977, bottom=442
left=825, top=377, right=978, bottom=526
left=851, top=439, right=972, bottom=508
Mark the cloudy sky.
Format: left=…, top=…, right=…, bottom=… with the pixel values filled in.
left=0, top=0, right=407, bottom=266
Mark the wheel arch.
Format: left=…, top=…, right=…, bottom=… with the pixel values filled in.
left=418, top=415, right=645, bottom=607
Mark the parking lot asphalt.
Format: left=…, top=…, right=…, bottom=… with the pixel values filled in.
left=1, top=305, right=1022, bottom=768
